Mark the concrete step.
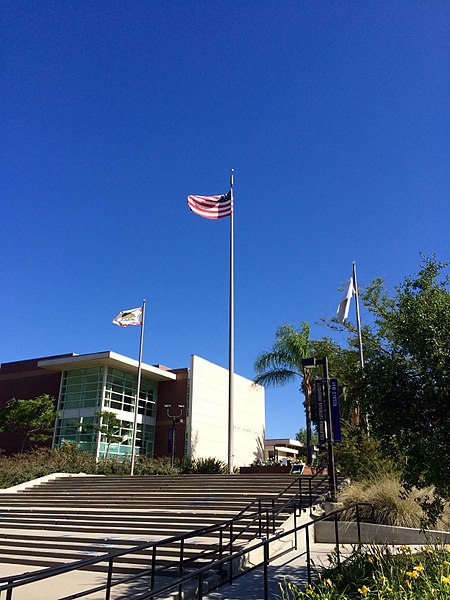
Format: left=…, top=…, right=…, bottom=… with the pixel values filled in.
left=0, top=473, right=316, bottom=578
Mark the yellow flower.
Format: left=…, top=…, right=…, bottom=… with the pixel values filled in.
left=306, top=588, right=314, bottom=596
left=367, top=556, right=373, bottom=563
left=447, top=545, right=450, bottom=553
left=443, top=560, right=450, bottom=567
left=414, top=563, right=424, bottom=573
left=358, top=585, right=370, bottom=596
left=336, top=573, right=344, bottom=581
left=406, top=570, right=420, bottom=579
left=324, top=578, right=333, bottom=587
left=441, top=575, right=450, bottom=585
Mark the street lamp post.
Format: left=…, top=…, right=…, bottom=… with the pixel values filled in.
left=164, top=404, right=184, bottom=467
left=301, top=357, right=338, bottom=502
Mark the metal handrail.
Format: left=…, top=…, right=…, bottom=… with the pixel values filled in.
left=0, top=472, right=331, bottom=598
left=135, top=501, right=374, bottom=600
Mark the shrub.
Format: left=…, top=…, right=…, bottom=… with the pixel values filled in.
left=135, top=456, right=178, bottom=475
left=190, top=457, right=227, bottom=474
left=334, top=424, right=398, bottom=481
left=338, top=474, right=450, bottom=531
left=0, top=447, right=233, bottom=487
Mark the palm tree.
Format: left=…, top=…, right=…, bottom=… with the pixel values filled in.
left=254, top=322, right=315, bottom=465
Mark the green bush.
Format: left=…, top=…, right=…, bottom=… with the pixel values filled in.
left=192, top=457, right=227, bottom=474
left=334, top=425, right=398, bottom=481
left=0, top=447, right=230, bottom=487
left=135, top=456, right=178, bottom=475
left=0, top=445, right=97, bottom=488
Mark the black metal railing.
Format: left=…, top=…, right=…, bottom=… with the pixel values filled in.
left=0, top=472, right=336, bottom=600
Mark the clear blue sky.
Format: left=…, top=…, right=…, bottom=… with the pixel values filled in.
left=1, top=1, right=448, bottom=439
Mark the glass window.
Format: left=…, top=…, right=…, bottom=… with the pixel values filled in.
left=53, top=416, right=97, bottom=452
left=104, top=368, right=157, bottom=417
left=59, top=368, right=103, bottom=410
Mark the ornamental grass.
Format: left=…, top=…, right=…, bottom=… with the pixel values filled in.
left=338, top=474, right=450, bottom=532
left=277, top=544, right=450, bottom=599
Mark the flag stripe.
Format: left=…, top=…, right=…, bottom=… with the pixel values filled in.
left=187, top=192, right=233, bottom=220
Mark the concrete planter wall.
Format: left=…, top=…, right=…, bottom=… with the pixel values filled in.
left=239, top=466, right=292, bottom=474
left=239, top=465, right=317, bottom=475
left=314, top=520, right=450, bottom=545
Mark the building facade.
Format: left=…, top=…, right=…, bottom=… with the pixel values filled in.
left=0, top=351, right=265, bottom=466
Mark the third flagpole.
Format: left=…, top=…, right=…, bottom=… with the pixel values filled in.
left=352, top=262, right=364, bottom=370
left=130, top=299, right=146, bottom=476
left=352, top=262, right=369, bottom=432
left=228, top=169, right=235, bottom=474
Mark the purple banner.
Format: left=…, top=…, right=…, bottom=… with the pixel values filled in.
left=330, top=378, right=342, bottom=442
left=315, top=379, right=326, bottom=444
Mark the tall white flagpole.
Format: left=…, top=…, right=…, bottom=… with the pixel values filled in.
left=352, top=262, right=364, bottom=370
left=352, top=262, right=370, bottom=432
left=130, top=299, right=146, bottom=476
left=227, top=169, right=235, bottom=474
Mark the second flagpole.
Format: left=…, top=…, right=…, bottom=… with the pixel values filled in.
left=130, top=299, right=146, bottom=476
left=228, top=169, right=235, bottom=474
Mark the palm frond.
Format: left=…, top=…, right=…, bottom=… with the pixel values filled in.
left=253, top=368, right=298, bottom=387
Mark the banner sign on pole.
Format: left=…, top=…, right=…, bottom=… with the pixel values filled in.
left=315, top=379, right=326, bottom=444
left=330, top=378, right=342, bottom=442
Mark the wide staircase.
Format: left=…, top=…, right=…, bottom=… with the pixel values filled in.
left=0, top=473, right=329, bottom=578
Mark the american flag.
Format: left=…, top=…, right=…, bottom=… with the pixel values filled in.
left=187, top=191, right=233, bottom=220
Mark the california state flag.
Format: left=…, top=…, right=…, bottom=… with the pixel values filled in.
left=112, top=307, right=143, bottom=327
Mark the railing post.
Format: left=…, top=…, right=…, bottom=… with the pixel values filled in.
left=229, top=521, right=233, bottom=584
left=6, top=580, right=13, bottom=600
left=293, top=505, right=298, bottom=551
left=219, top=528, right=223, bottom=562
left=178, top=538, right=184, bottom=600
left=258, top=498, right=262, bottom=538
left=356, top=504, right=362, bottom=548
left=151, top=545, right=157, bottom=591
left=305, top=525, right=311, bottom=585
left=334, top=513, right=340, bottom=566
left=263, top=539, right=269, bottom=600
left=105, top=557, right=113, bottom=600
left=197, top=571, right=204, bottom=599
left=271, top=499, right=275, bottom=534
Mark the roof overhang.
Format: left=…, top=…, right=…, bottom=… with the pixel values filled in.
left=274, top=446, right=299, bottom=454
left=264, top=438, right=303, bottom=449
left=38, top=351, right=177, bottom=382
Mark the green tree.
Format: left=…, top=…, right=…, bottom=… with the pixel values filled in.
left=296, top=427, right=318, bottom=446
left=0, top=394, right=58, bottom=452
left=360, top=256, right=450, bottom=510
left=91, top=411, right=124, bottom=459
left=254, top=322, right=315, bottom=464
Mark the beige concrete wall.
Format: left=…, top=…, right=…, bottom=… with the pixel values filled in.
left=188, top=355, right=265, bottom=467
left=314, top=520, right=450, bottom=545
